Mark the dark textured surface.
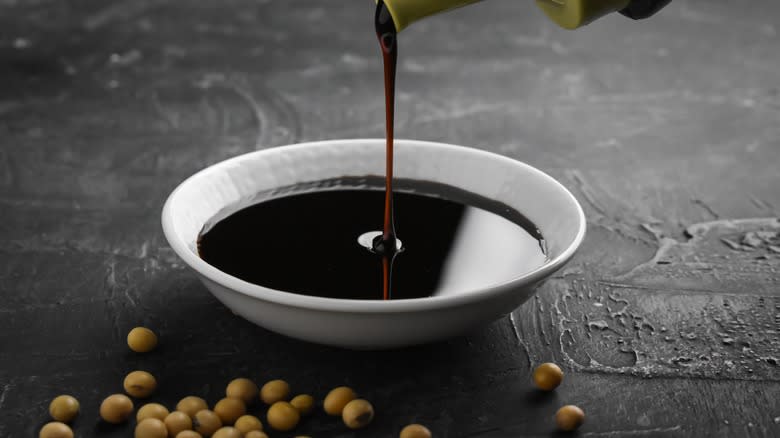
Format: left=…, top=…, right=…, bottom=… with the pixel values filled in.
left=1, top=1, right=779, bottom=437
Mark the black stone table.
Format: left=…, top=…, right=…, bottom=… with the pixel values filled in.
left=1, top=1, right=779, bottom=437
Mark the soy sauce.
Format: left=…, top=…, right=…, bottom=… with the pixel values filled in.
left=198, top=179, right=547, bottom=300
left=375, top=0, right=399, bottom=299
left=376, top=0, right=398, bottom=248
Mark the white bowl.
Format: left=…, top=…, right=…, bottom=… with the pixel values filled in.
left=162, top=139, right=585, bottom=349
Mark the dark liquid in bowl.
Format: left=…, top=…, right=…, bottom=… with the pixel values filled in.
left=198, top=179, right=547, bottom=300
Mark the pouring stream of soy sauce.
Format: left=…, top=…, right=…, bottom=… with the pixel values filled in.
left=375, top=0, right=399, bottom=300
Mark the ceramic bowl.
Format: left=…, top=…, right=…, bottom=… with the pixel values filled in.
left=162, top=139, right=585, bottom=349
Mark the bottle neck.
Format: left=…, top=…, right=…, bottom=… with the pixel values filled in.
left=380, top=0, right=485, bottom=32
left=536, top=0, right=631, bottom=29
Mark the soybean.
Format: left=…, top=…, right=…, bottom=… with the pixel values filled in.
left=100, top=394, right=134, bottom=424
left=137, top=403, right=169, bottom=422
left=260, top=379, right=290, bottom=405
left=124, top=370, right=157, bottom=398
left=48, top=395, right=79, bottom=423
left=39, top=422, right=73, bottom=438
left=127, top=327, right=158, bottom=353
left=290, top=394, right=314, bottom=415
left=194, top=410, right=223, bottom=437
left=323, top=386, right=356, bottom=416
left=177, top=396, right=208, bottom=418
left=213, top=397, right=246, bottom=425
left=212, top=427, right=242, bottom=438
left=135, top=418, right=167, bottom=438
left=555, top=405, right=585, bottom=431
left=226, top=378, right=258, bottom=403
left=342, top=399, right=374, bottom=429
left=533, top=363, right=563, bottom=391
left=267, top=401, right=300, bottom=432
left=400, top=424, right=432, bottom=438
left=165, top=411, right=193, bottom=436
left=234, top=414, right=263, bottom=434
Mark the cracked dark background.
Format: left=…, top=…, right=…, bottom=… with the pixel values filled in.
left=1, top=0, right=779, bottom=437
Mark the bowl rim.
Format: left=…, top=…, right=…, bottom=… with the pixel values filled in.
left=162, top=138, right=586, bottom=313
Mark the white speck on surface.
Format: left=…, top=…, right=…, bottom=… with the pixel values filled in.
left=551, top=41, right=568, bottom=55
left=721, top=238, right=742, bottom=251
left=12, top=37, right=31, bottom=49
left=596, top=138, right=621, bottom=148
left=0, top=383, right=9, bottom=409
left=588, top=320, right=610, bottom=331
left=582, top=425, right=682, bottom=436
left=123, top=289, right=136, bottom=307
left=341, top=53, right=368, bottom=68
left=109, top=49, right=142, bottom=67
left=402, top=59, right=426, bottom=73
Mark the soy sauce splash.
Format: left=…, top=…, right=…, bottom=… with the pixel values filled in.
left=375, top=0, right=399, bottom=299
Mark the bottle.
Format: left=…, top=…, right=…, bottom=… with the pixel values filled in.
left=380, top=0, right=673, bottom=31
